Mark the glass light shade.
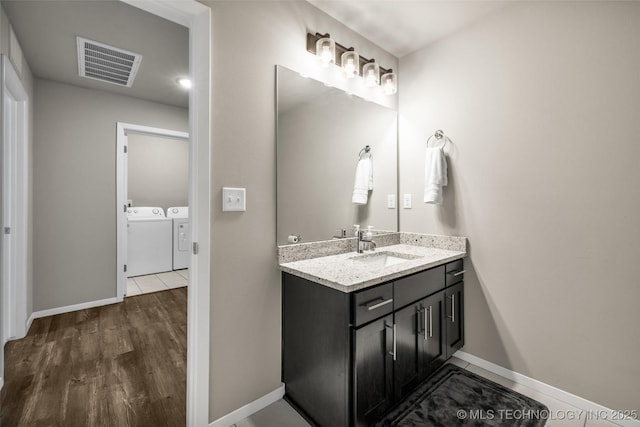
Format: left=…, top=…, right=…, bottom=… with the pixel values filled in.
left=362, top=61, right=380, bottom=87
left=316, top=37, right=336, bottom=67
left=381, top=72, right=398, bottom=95
left=341, top=50, right=359, bottom=79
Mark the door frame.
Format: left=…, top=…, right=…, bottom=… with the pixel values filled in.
left=120, top=1, right=212, bottom=425
left=1, top=55, right=29, bottom=345
left=115, top=122, right=189, bottom=301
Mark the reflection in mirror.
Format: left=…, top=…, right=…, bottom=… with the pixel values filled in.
left=276, top=65, right=398, bottom=245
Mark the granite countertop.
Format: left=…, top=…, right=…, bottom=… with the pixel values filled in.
left=279, top=238, right=466, bottom=293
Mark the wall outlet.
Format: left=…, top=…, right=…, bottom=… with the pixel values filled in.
left=403, top=193, right=412, bottom=209
left=387, top=194, right=396, bottom=209
left=222, top=187, right=246, bottom=212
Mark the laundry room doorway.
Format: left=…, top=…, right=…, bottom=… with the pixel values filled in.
left=116, top=123, right=189, bottom=300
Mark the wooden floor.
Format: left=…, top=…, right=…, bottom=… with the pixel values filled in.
left=1, top=288, right=187, bottom=427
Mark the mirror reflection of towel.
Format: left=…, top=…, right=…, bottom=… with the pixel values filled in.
left=424, top=147, right=447, bottom=204
left=352, top=157, right=373, bottom=205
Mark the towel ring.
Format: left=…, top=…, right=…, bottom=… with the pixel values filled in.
left=426, top=129, right=447, bottom=150
left=358, top=145, right=371, bottom=157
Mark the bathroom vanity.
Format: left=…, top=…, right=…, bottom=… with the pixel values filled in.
left=279, top=233, right=466, bottom=427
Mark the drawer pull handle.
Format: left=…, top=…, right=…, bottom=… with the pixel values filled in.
left=385, top=322, right=397, bottom=361
left=448, top=270, right=466, bottom=277
left=423, top=307, right=428, bottom=341
left=429, top=305, right=433, bottom=337
left=365, top=298, right=393, bottom=311
left=448, top=294, right=455, bottom=323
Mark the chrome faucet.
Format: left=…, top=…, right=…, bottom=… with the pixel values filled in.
left=357, top=230, right=377, bottom=253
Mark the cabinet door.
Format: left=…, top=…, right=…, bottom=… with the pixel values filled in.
left=394, top=303, right=422, bottom=400
left=422, top=292, right=445, bottom=377
left=354, top=314, right=394, bottom=427
left=445, top=282, right=464, bottom=358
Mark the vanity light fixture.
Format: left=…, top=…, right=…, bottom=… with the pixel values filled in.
left=306, top=32, right=396, bottom=95
left=341, top=49, right=359, bottom=79
left=315, top=35, right=336, bottom=67
left=381, top=72, right=397, bottom=95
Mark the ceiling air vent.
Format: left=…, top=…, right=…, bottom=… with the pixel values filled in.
left=76, top=37, right=142, bottom=87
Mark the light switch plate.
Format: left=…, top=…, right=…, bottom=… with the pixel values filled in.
left=387, top=194, right=396, bottom=209
left=403, top=193, right=412, bottom=209
left=222, top=187, right=246, bottom=212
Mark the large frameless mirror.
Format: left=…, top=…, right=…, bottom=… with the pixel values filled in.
left=276, top=65, right=398, bottom=245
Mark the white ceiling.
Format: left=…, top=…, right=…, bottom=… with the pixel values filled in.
left=3, top=0, right=189, bottom=108
left=3, top=0, right=512, bottom=107
left=307, top=0, right=512, bottom=58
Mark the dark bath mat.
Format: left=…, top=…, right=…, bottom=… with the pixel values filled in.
left=375, top=364, right=548, bottom=426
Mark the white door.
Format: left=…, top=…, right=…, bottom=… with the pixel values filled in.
left=1, top=55, right=27, bottom=346
left=1, top=53, right=28, bottom=394
left=2, top=87, right=17, bottom=342
left=116, top=126, right=128, bottom=298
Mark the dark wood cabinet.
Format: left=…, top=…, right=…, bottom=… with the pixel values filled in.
left=445, top=281, right=464, bottom=358
left=282, top=274, right=350, bottom=427
left=421, top=291, right=446, bottom=376
left=394, top=290, right=448, bottom=401
left=354, top=315, right=394, bottom=426
left=393, top=301, right=423, bottom=400
left=282, top=259, right=465, bottom=427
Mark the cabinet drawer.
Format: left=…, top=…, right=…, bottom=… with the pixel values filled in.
left=394, top=266, right=445, bottom=309
left=445, top=259, right=465, bottom=287
left=353, top=283, right=394, bottom=327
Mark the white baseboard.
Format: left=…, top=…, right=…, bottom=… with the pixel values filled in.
left=209, top=384, right=285, bottom=427
left=26, top=312, right=34, bottom=333
left=30, top=297, right=120, bottom=320
left=454, top=351, right=640, bottom=427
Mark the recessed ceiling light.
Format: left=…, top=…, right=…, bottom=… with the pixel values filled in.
left=177, top=77, right=192, bottom=89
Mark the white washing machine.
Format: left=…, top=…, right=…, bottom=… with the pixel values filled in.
left=127, top=207, right=173, bottom=277
left=166, top=206, right=189, bottom=271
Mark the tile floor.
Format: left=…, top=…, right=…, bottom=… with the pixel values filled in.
left=126, top=269, right=189, bottom=296
left=233, top=357, right=620, bottom=427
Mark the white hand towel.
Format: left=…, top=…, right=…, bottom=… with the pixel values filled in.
left=424, top=147, right=447, bottom=204
left=352, top=156, right=373, bottom=205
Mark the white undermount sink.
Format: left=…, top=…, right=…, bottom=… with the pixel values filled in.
left=350, top=251, right=420, bottom=268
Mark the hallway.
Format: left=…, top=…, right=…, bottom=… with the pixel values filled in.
left=1, top=288, right=187, bottom=426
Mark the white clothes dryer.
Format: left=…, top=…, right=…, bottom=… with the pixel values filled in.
left=127, top=207, right=173, bottom=277
left=166, top=206, right=189, bottom=271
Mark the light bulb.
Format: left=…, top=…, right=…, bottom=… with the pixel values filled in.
left=320, top=44, right=333, bottom=65
left=344, top=58, right=356, bottom=78
left=365, top=69, right=377, bottom=87
left=384, top=81, right=393, bottom=93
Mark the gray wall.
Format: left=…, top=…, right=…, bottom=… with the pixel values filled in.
left=33, top=78, right=187, bottom=311
left=206, top=0, right=397, bottom=420
left=127, top=133, right=188, bottom=211
left=0, top=2, right=34, bottom=384
left=399, top=2, right=640, bottom=413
